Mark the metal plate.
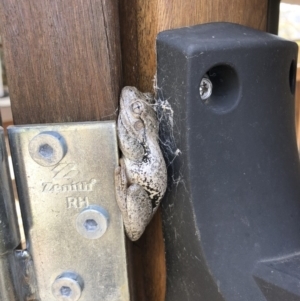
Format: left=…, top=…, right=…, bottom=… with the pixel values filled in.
left=8, top=122, right=129, bottom=301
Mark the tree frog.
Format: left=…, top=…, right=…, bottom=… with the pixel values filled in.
left=115, top=86, right=167, bottom=241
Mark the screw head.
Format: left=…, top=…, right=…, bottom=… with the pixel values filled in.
left=76, top=205, right=109, bottom=239
left=52, top=272, right=83, bottom=301
left=28, top=131, right=67, bottom=166
left=199, top=76, right=213, bottom=100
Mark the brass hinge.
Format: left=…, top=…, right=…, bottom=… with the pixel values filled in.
left=0, top=122, right=130, bottom=301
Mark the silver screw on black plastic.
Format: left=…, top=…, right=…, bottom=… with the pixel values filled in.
left=199, top=76, right=213, bottom=100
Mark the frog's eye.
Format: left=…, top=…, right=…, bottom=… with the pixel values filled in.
left=131, top=101, right=143, bottom=115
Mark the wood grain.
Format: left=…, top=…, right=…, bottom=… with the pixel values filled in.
left=0, top=0, right=121, bottom=124
left=120, top=0, right=268, bottom=92
left=119, top=1, right=268, bottom=301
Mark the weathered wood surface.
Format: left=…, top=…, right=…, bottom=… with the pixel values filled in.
left=0, top=0, right=121, bottom=124
left=119, top=1, right=269, bottom=300
left=120, top=0, right=269, bottom=92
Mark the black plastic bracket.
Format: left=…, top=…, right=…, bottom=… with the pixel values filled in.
left=157, top=22, right=299, bottom=301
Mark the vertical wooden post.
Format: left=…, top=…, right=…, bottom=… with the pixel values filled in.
left=120, top=0, right=269, bottom=92
left=0, top=0, right=121, bottom=124
left=119, top=1, right=269, bottom=300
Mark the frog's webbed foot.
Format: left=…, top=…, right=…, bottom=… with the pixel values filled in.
left=115, top=159, right=152, bottom=241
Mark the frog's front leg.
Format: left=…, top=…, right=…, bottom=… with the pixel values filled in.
left=117, top=116, right=144, bottom=161
left=115, top=159, right=153, bottom=241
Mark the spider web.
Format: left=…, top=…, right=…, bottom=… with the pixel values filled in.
left=152, top=78, right=182, bottom=190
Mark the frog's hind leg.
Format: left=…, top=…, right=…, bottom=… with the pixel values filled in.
left=126, top=184, right=152, bottom=241
left=115, top=159, right=152, bottom=241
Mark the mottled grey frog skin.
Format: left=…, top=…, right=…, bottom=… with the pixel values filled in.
left=115, top=86, right=167, bottom=241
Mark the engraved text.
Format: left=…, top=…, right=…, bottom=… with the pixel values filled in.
left=42, top=179, right=97, bottom=193
left=66, top=196, right=89, bottom=209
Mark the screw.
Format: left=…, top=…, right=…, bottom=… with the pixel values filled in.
left=199, top=76, right=213, bottom=100
left=52, top=272, right=83, bottom=301
left=76, top=205, right=109, bottom=239
left=28, top=131, right=67, bottom=166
